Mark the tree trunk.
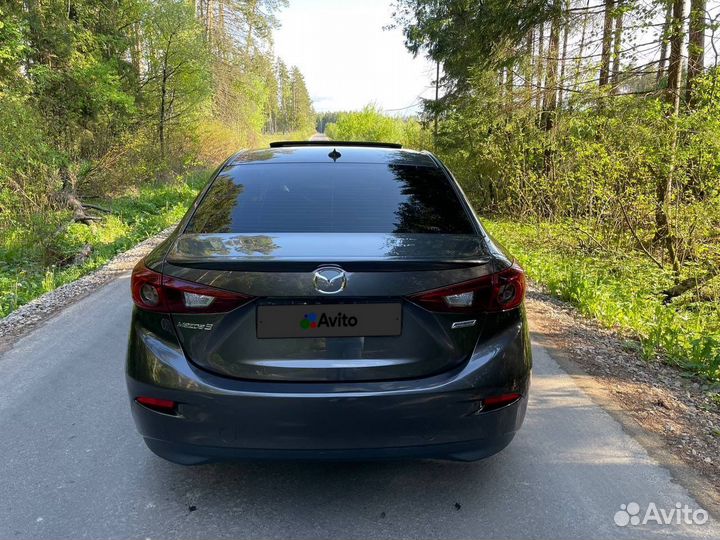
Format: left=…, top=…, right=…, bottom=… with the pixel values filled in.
left=534, top=23, right=545, bottom=109
left=506, top=60, right=515, bottom=109
left=574, top=0, right=591, bottom=89
left=686, top=0, right=705, bottom=106
left=434, top=59, right=440, bottom=143
left=525, top=29, right=534, bottom=98
left=610, top=2, right=623, bottom=92
left=205, top=0, right=214, bottom=46
left=557, top=0, right=570, bottom=107
left=666, top=0, right=684, bottom=110
left=159, top=54, right=168, bottom=160
left=655, top=0, right=685, bottom=275
left=246, top=0, right=258, bottom=52
left=599, top=0, right=615, bottom=87
left=130, top=23, right=141, bottom=79
left=657, top=1, right=672, bottom=83
left=542, top=0, right=561, bottom=130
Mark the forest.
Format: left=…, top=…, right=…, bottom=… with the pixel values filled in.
left=1, top=0, right=719, bottom=383
left=0, top=0, right=314, bottom=316
left=323, top=0, right=720, bottom=381
left=396, top=0, right=720, bottom=382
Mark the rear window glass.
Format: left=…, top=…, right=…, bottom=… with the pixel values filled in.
left=186, top=163, right=475, bottom=234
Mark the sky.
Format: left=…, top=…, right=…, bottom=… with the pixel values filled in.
left=272, top=0, right=436, bottom=114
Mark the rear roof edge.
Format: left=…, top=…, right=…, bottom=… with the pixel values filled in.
left=269, top=140, right=402, bottom=149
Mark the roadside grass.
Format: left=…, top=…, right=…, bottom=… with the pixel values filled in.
left=0, top=169, right=208, bottom=318
left=483, top=219, right=720, bottom=383
left=0, top=130, right=313, bottom=319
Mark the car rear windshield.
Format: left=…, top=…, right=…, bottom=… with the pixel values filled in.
left=185, top=163, right=475, bottom=234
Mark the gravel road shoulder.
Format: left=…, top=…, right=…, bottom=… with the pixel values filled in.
left=0, top=228, right=173, bottom=352
left=526, top=287, right=720, bottom=515
left=1, top=233, right=718, bottom=515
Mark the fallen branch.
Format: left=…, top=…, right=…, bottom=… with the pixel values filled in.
left=662, top=268, right=720, bottom=303
left=60, top=192, right=104, bottom=225
left=81, top=203, right=112, bottom=214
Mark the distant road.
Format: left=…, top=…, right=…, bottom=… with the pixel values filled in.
left=310, top=132, right=330, bottom=141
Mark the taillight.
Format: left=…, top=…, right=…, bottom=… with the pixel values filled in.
left=408, top=263, right=526, bottom=313
left=131, top=260, right=254, bottom=313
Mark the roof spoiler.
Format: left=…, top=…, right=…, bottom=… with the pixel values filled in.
left=269, top=140, right=402, bottom=149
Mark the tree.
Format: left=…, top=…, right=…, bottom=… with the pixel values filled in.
left=599, top=0, right=615, bottom=87
left=141, top=0, right=211, bottom=159
left=686, top=0, right=706, bottom=106
left=610, top=0, right=624, bottom=91
left=656, top=0, right=672, bottom=83
left=277, top=59, right=292, bottom=131
left=392, top=0, right=550, bottom=104
left=541, top=0, right=562, bottom=129
left=654, top=0, right=685, bottom=274
left=0, top=0, right=313, bottom=287
left=289, top=66, right=314, bottom=133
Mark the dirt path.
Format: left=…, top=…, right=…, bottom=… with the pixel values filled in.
left=525, top=288, right=720, bottom=511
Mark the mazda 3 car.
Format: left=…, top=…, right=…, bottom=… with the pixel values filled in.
left=126, top=141, right=531, bottom=464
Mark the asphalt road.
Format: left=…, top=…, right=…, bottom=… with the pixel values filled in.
left=0, top=276, right=717, bottom=540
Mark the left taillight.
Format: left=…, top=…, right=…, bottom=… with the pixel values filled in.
left=131, top=260, right=254, bottom=313
left=408, top=262, right=526, bottom=313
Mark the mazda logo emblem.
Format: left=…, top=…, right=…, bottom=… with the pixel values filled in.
left=313, top=266, right=347, bottom=294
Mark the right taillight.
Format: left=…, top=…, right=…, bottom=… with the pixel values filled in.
left=131, top=260, right=254, bottom=313
left=408, top=263, right=526, bottom=313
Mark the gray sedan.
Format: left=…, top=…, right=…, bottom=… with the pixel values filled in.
left=126, top=141, right=531, bottom=464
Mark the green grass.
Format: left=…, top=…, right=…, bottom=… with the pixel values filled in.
left=0, top=170, right=208, bottom=318
left=483, top=219, right=720, bottom=382
left=0, top=131, right=314, bottom=319
left=3, top=171, right=718, bottom=385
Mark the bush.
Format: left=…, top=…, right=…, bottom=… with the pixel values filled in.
left=484, top=219, right=720, bottom=381
left=325, top=105, right=429, bottom=148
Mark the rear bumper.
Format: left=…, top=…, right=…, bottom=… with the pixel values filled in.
left=126, top=311, right=531, bottom=464
left=141, top=432, right=518, bottom=465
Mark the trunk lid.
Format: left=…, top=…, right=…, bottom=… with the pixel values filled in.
left=164, top=232, right=495, bottom=382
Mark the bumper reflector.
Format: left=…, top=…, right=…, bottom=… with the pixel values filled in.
left=135, top=396, right=177, bottom=414
left=483, top=393, right=522, bottom=411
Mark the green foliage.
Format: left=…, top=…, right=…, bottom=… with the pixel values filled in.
left=392, top=0, right=720, bottom=382
left=273, top=60, right=314, bottom=134
left=0, top=170, right=207, bottom=317
left=0, top=0, right=314, bottom=319
left=325, top=105, right=429, bottom=147
left=484, top=220, right=720, bottom=381
left=393, top=0, right=551, bottom=100
left=0, top=7, right=28, bottom=88
left=141, top=0, right=211, bottom=159
left=317, top=95, right=720, bottom=382
left=429, top=70, right=720, bottom=272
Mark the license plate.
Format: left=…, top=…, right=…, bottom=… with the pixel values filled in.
left=257, top=303, right=402, bottom=338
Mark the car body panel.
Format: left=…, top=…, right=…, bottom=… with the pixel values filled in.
left=127, top=305, right=530, bottom=463
left=126, top=143, right=532, bottom=463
